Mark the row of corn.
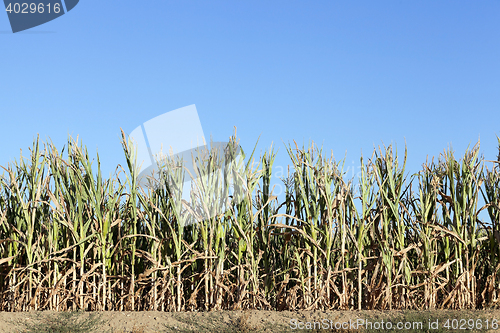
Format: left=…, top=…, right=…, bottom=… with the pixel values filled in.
left=0, top=132, right=499, bottom=311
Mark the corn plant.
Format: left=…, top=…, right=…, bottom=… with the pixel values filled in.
left=0, top=133, right=499, bottom=311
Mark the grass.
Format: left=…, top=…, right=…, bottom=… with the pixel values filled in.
left=4, top=309, right=499, bottom=332
left=10, top=311, right=109, bottom=333
left=0, top=131, right=499, bottom=312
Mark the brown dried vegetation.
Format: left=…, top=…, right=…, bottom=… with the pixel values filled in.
left=0, top=132, right=499, bottom=312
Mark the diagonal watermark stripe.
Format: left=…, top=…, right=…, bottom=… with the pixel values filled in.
left=127, top=105, right=248, bottom=225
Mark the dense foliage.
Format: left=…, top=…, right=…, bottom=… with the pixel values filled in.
left=0, top=132, right=499, bottom=311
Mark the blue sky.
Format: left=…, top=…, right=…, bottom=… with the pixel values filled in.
left=1, top=0, right=499, bottom=194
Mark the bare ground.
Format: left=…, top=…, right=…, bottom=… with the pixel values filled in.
left=1, top=309, right=500, bottom=332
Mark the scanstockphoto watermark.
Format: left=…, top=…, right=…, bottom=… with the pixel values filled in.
left=289, top=318, right=424, bottom=330
left=126, top=105, right=247, bottom=226
left=3, top=0, right=79, bottom=33
left=290, top=317, right=499, bottom=331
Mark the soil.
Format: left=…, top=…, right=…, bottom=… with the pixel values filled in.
left=1, top=309, right=500, bottom=332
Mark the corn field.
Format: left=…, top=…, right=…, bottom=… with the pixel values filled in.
left=1, top=131, right=500, bottom=312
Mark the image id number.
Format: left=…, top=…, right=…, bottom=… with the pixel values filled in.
left=6, top=3, right=61, bottom=14
left=443, top=318, right=499, bottom=330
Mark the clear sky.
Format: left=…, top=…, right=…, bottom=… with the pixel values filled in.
left=1, top=1, right=499, bottom=194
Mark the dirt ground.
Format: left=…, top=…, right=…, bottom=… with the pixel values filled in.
left=1, top=309, right=500, bottom=332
